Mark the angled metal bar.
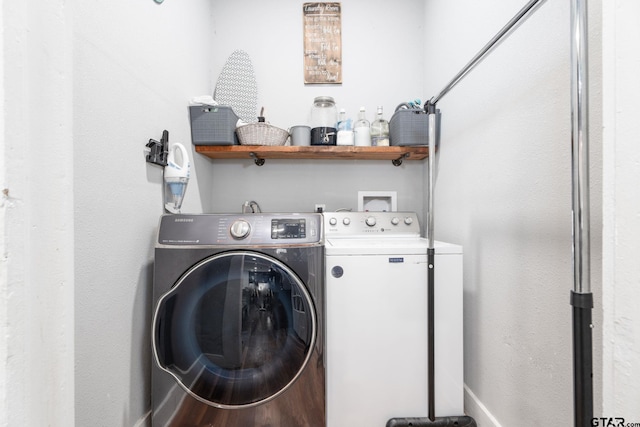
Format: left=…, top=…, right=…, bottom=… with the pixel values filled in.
left=429, top=0, right=547, bottom=106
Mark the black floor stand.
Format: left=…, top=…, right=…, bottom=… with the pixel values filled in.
left=387, top=250, right=477, bottom=427
left=571, top=291, right=593, bottom=426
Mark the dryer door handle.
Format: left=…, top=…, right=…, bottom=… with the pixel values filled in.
left=152, top=295, right=173, bottom=368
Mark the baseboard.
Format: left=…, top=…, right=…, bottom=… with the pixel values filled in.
left=133, top=411, right=151, bottom=427
left=464, top=384, right=503, bottom=427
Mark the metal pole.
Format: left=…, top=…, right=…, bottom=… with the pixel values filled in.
left=570, top=0, right=591, bottom=296
left=430, top=0, right=546, bottom=106
left=427, top=105, right=437, bottom=249
left=570, top=0, right=593, bottom=425
left=426, top=103, right=437, bottom=421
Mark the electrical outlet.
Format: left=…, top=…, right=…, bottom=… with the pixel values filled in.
left=315, top=204, right=326, bottom=213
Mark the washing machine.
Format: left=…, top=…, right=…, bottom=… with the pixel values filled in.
left=324, top=211, right=464, bottom=427
left=151, top=213, right=325, bottom=427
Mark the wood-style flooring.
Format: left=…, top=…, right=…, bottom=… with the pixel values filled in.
left=166, top=351, right=325, bottom=427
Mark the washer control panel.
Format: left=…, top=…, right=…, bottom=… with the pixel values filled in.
left=158, top=213, right=322, bottom=246
left=324, top=211, right=421, bottom=237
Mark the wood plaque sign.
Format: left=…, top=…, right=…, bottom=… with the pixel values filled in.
left=303, top=3, right=342, bottom=84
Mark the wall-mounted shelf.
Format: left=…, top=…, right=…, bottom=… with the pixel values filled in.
left=195, top=145, right=429, bottom=166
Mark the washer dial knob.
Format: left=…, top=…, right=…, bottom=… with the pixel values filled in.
left=329, top=217, right=338, bottom=226
left=404, top=217, right=414, bottom=225
left=391, top=217, right=400, bottom=226
left=230, top=220, right=251, bottom=239
left=365, top=216, right=377, bottom=227
left=343, top=217, right=351, bottom=226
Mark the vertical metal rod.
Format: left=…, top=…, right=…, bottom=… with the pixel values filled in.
left=427, top=104, right=437, bottom=249
left=430, top=0, right=547, bottom=106
left=570, top=0, right=593, bottom=425
left=571, top=0, right=591, bottom=295
left=426, top=103, right=438, bottom=421
left=427, top=248, right=436, bottom=421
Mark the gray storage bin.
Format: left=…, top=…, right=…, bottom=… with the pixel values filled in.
left=389, top=109, right=440, bottom=146
left=189, top=105, right=239, bottom=145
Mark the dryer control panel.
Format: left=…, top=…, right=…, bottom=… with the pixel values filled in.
left=157, top=213, right=322, bottom=246
left=324, top=211, right=421, bottom=237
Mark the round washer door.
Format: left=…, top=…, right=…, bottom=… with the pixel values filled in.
left=153, top=251, right=317, bottom=408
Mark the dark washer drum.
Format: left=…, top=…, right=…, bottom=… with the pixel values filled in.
left=153, top=251, right=316, bottom=408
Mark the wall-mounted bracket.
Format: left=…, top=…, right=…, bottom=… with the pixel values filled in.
left=249, top=152, right=265, bottom=166
left=392, top=152, right=410, bottom=166
left=146, top=130, right=169, bottom=167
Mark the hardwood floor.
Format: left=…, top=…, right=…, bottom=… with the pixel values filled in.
left=166, top=350, right=325, bottom=427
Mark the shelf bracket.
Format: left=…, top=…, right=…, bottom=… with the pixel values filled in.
left=392, top=152, right=410, bottom=166
left=249, top=152, right=265, bottom=166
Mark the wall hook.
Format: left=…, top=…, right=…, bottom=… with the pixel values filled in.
left=146, top=130, right=169, bottom=166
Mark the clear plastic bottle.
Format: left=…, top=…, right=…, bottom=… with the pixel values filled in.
left=337, top=109, right=347, bottom=131
left=353, top=107, right=371, bottom=147
left=370, top=106, right=390, bottom=146
left=336, top=108, right=354, bottom=146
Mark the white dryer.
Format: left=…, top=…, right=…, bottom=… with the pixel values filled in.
left=324, top=211, right=464, bottom=427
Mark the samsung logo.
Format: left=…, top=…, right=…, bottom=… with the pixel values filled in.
left=389, top=257, right=404, bottom=263
left=174, top=218, right=194, bottom=223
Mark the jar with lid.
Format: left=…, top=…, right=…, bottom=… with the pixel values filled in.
left=310, top=96, right=338, bottom=145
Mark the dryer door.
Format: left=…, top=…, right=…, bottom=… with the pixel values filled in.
left=153, top=250, right=317, bottom=408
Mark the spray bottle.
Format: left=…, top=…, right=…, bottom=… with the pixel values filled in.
left=163, top=143, right=190, bottom=213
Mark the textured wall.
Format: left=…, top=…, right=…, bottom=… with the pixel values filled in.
left=1, top=0, right=75, bottom=425
left=602, top=0, right=640, bottom=419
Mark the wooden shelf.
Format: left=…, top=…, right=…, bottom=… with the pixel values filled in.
left=195, top=145, right=429, bottom=165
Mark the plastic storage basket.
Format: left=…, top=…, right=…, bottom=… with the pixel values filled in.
left=189, top=105, right=239, bottom=145
left=390, top=109, right=431, bottom=146
left=236, top=123, right=289, bottom=146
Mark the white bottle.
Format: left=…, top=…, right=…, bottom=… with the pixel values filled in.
left=370, top=106, right=390, bottom=146
left=336, top=108, right=354, bottom=146
left=353, top=107, right=371, bottom=147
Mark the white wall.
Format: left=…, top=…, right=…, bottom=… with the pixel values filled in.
left=204, top=0, right=427, bottom=216
left=602, top=0, right=640, bottom=419
left=72, top=1, right=213, bottom=426
left=423, top=1, right=602, bottom=425
left=2, top=0, right=75, bottom=425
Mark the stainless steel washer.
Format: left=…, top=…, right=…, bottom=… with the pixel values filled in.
left=151, top=213, right=324, bottom=427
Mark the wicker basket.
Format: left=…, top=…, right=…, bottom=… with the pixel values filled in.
left=237, top=123, right=289, bottom=146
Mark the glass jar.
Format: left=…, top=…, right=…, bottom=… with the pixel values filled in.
left=310, top=96, right=337, bottom=146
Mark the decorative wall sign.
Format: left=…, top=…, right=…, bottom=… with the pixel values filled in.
left=303, top=3, right=342, bottom=84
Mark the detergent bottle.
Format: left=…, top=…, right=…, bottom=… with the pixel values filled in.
left=163, top=143, right=190, bottom=213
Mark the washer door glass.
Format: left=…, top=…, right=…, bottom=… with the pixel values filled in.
left=153, top=251, right=317, bottom=408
